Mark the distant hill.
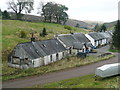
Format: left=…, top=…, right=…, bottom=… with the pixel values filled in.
left=104, top=21, right=117, bottom=29
left=84, top=20, right=117, bottom=30
left=9, top=12, right=44, bottom=22
left=65, top=19, right=93, bottom=29
left=84, top=20, right=104, bottom=25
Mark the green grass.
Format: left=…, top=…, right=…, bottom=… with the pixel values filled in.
left=32, top=74, right=119, bottom=88
left=2, top=54, right=115, bottom=81
left=109, top=49, right=120, bottom=53
left=2, top=20, right=89, bottom=51
left=107, top=26, right=115, bottom=31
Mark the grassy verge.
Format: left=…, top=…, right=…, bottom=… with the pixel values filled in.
left=109, top=49, right=120, bottom=53
left=2, top=54, right=115, bottom=81
left=32, top=74, right=119, bottom=88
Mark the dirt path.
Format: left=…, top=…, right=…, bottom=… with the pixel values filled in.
left=3, top=56, right=118, bottom=88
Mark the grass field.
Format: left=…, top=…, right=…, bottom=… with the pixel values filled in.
left=2, top=20, right=89, bottom=51
left=32, top=74, right=119, bottom=88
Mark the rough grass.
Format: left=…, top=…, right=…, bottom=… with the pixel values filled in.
left=32, top=74, right=119, bottom=88
left=2, top=55, right=115, bottom=81
left=2, top=20, right=89, bottom=51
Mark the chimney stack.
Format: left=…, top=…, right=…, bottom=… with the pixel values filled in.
left=31, top=33, right=35, bottom=42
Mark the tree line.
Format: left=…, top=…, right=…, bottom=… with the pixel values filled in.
left=1, top=0, right=69, bottom=24
left=94, top=23, right=107, bottom=32
left=112, top=20, right=120, bottom=50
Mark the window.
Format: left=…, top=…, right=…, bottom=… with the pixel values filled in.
left=50, top=55, right=52, bottom=62
left=24, top=58, right=29, bottom=64
left=63, top=52, right=64, bottom=57
left=69, top=49, right=72, bottom=54
left=12, top=57, right=20, bottom=64
left=56, top=53, right=59, bottom=60
left=95, top=41, right=96, bottom=46
left=42, top=44, right=46, bottom=47
left=56, top=42, right=58, bottom=45
left=82, top=49, right=84, bottom=53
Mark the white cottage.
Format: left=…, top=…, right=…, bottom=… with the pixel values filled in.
left=99, top=32, right=112, bottom=44
left=72, top=33, right=92, bottom=52
left=8, top=39, right=67, bottom=69
left=85, top=32, right=106, bottom=48
left=56, top=34, right=87, bottom=56
left=57, top=34, right=79, bottom=56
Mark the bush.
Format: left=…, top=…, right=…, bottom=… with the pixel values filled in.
left=20, top=31, right=27, bottom=38
left=64, top=25, right=72, bottom=30
left=40, top=27, right=47, bottom=37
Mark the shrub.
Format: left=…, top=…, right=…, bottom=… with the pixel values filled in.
left=40, top=27, right=47, bottom=37
left=64, top=25, right=72, bottom=30
left=20, top=31, right=27, bottom=38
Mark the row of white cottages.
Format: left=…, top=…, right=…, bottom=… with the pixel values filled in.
left=8, top=31, right=113, bottom=69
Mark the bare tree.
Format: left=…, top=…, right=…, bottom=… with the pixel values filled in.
left=7, top=0, right=34, bottom=19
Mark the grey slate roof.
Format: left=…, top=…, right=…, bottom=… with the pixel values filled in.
left=88, top=32, right=105, bottom=41
left=73, top=42, right=84, bottom=49
left=12, top=39, right=66, bottom=59
left=58, top=34, right=79, bottom=47
left=36, top=39, right=66, bottom=55
left=107, top=30, right=114, bottom=36
left=99, top=32, right=111, bottom=38
left=73, top=33, right=90, bottom=43
left=86, top=42, right=92, bottom=47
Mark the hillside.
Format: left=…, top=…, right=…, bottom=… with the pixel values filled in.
left=9, top=12, right=92, bottom=29
left=84, top=20, right=104, bottom=25
left=2, top=20, right=90, bottom=61
left=104, top=21, right=117, bottom=29
left=9, top=12, right=44, bottom=22
left=65, top=19, right=92, bottom=29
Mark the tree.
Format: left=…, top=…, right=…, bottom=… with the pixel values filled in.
left=2, top=10, right=11, bottom=19
left=112, top=20, right=120, bottom=50
left=42, top=27, right=47, bottom=36
left=54, top=4, right=68, bottom=24
left=75, top=23, right=80, bottom=28
left=101, top=24, right=107, bottom=32
left=40, top=2, right=68, bottom=24
left=94, top=24, right=100, bottom=32
left=40, top=27, right=47, bottom=37
left=7, top=0, right=34, bottom=20
left=0, top=9, right=2, bottom=19
left=41, top=2, right=54, bottom=22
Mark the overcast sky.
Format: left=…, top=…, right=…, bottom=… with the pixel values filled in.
left=0, top=0, right=119, bottom=22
